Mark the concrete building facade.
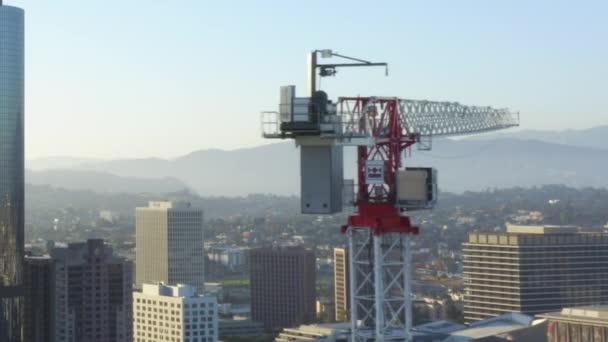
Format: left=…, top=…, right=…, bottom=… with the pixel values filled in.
left=136, top=202, right=205, bottom=291
left=463, top=224, right=608, bottom=323
left=250, top=246, right=316, bottom=330
left=0, top=3, right=25, bottom=341
left=333, top=247, right=349, bottom=322
left=133, top=283, right=218, bottom=342
left=51, top=239, right=133, bottom=342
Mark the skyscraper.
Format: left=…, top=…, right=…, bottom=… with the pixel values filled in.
left=136, top=201, right=205, bottom=291
left=250, top=246, right=316, bottom=330
left=0, top=2, right=25, bottom=341
left=333, top=247, right=350, bottom=322
left=23, top=255, right=55, bottom=342
left=463, top=224, right=608, bottom=323
left=133, top=283, right=218, bottom=342
left=51, top=239, right=133, bottom=342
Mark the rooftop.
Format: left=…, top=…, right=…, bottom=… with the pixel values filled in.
left=275, top=323, right=350, bottom=342
left=506, top=224, right=580, bottom=234
left=139, top=201, right=194, bottom=210
left=24, top=254, right=52, bottom=260
left=142, top=283, right=201, bottom=298
left=445, top=313, right=545, bottom=341
left=538, top=305, right=608, bottom=326
left=413, top=320, right=466, bottom=335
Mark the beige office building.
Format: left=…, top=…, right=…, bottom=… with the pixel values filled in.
left=134, top=283, right=218, bottom=342
left=136, top=202, right=205, bottom=291
left=463, top=224, right=608, bottom=323
left=333, top=247, right=350, bottom=322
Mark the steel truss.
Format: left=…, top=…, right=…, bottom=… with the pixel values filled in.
left=331, top=97, right=518, bottom=143
left=348, top=227, right=413, bottom=341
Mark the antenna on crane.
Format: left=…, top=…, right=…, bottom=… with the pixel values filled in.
left=260, top=49, right=519, bottom=342
left=308, top=49, right=388, bottom=96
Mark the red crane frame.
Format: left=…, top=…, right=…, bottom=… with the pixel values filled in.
left=339, top=97, right=420, bottom=236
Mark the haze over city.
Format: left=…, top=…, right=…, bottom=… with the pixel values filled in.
left=8, top=0, right=608, bottom=159
left=3, top=1, right=608, bottom=342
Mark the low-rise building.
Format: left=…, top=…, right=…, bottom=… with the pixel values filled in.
left=273, top=314, right=547, bottom=341
left=444, top=313, right=547, bottom=341
left=218, top=319, right=265, bottom=339
left=207, top=246, right=249, bottom=271
left=275, top=323, right=350, bottom=342
left=538, top=305, right=608, bottom=342
left=134, top=283, right=218, bottom=342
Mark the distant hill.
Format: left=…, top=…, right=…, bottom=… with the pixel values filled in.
left=25, top=131, right=608, bottom=195
left=25, top=184, right=298, bottom=220
left=470, top=125, right=608, bottom=150
left=26, top=169, right=188, bottom=194
left=26, top=157, right=100, bottom=170
left=72, top=143, right=301, bottom=196
left=408, top=138, right=608, bottom=192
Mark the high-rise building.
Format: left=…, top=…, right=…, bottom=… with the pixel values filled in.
left=0, top=2, right=25, bottom=341
left=51, top=239, right=133, bottom=342
left=136, top=201, right=205, bottom=291
left=133, top=283, right=218, bottom=342
left=23, top=254, right=55, bottom=342
left=333, top=247, right=350, bottom=322
left=463, top=224, right=608, bottom=323
left=250, top=246, right=316, bottom=330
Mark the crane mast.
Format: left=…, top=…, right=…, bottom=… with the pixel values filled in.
left=260, top=50, right=519, bottom=341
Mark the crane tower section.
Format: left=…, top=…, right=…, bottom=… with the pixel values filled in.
left=260, top=50, right=519, bottom=341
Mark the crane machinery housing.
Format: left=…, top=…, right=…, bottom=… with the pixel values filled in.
left=260, top=49, right=519, bottom=342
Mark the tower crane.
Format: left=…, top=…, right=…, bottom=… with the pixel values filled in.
left=260, top=49, right=519, bottom=342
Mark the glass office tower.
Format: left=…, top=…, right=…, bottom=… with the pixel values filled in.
left=0, top=2, right=25, bottom=341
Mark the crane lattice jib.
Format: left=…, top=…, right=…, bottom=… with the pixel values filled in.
left=399, top=99, right=519, bottom=137
left=334, top=97, right=519, bottom=144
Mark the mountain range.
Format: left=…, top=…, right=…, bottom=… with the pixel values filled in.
left=26, top=126, right=608, bottom=195
left=469, top=125, right=608, bottom=150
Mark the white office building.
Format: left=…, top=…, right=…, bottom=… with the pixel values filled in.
left=134, top=283, right=218, bottom=342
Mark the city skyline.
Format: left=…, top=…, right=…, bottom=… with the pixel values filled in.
left=4, top=1, right=608, bottom=341
left=3, top=0, right=607, bottom=159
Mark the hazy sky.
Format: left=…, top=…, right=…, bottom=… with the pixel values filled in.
left=7, top=0, right=608, bottom=159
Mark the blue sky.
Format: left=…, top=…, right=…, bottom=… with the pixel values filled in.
left=8, top=0, right=608, bottom=159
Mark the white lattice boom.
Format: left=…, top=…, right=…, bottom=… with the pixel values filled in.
left=331, top=97, right=519, bottom=144
left=399, top=99, right=519, bottom=137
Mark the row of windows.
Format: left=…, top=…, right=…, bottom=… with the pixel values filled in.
left=136, top=299, right=181, bottom=307
left=135, top=337, right=213, bottom=342
left=134, top=329, right=215, bottom=339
